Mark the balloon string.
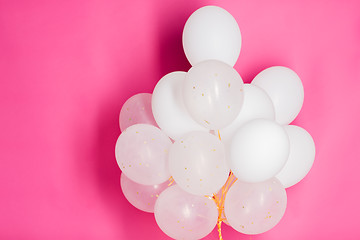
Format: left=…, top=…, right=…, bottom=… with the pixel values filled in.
left=217, top=220, right=223, bottom=240
left=168, top=176, right=174, bottom=186
left=212, top=130, right=237, bottom=240
left=213, top=172, right=237, bottom=240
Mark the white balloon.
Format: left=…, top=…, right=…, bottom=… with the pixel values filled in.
left=276, top=125, right=316, bottom=188
left=183, top=60, right=244, bottom=130
left=183, top=6, right=241, bottom=67
left=251, top=66, right=304, bottom=125
left=220, top=84, right=275, bottom=147
left=229, top=119, right=290, bottom=183
left=152, top=71, right=207, bottom=140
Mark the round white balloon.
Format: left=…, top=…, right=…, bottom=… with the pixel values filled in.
left=183, top=6, right=241, bottom=66
left=220, top=84, right=275, bottom=147
left=229, top=119, right=290, bottom=183
left=251, top=66, right=304, bottom=125
left=276, top=125, right=315, bottom=188
left=183, top=60, right=244, bottom=130
left=152, top=71, right=206, bottom=140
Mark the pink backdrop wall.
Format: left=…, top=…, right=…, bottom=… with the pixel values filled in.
left=1, top=0, right=359, bottom=239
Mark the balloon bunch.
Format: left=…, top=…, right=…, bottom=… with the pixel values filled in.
left=115, top=6, right=315, bottom=240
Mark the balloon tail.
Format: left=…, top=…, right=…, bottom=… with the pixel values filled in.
left=217, top=220, right=223, bottom=240
left=212, top=128, right=237, bottom=240
left=212, top=172, right=237, bottom=240
left=168, top=176, right=175, bottom=186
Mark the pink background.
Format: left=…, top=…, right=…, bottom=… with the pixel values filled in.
left=1, top=0, right=359, bottom=239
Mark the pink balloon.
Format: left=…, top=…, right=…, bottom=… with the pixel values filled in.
left=119, top=93, right=158, bottom=131
left=224, top=178, right=287, bottom=234
left=154, top=185, right=218, bottom=240
left=115, top=124, right=172, bottom=185
left=169, top=131, right=229, bottom=196
left=120, top=173, right=170, bottom=213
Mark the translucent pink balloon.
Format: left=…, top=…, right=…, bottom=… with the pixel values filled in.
left=119, top=93, right=158, bottom=131
left=154, top=185, right=218, bottom=240
left=115, top=124, right=172, bottom=185
left=169, top=131, right=229, bottom=196
left=224, top=178, right=287, bottom=234
left=183, top=60, right=244, bottom=130
left=120, top=173, right=170, bottom=213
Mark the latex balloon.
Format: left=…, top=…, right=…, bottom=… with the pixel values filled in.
left=220, top=84, right=275, bottom=147
left=154, top=185, right=218, bottom=240
left=119, top=93, right=157, bottom=131
left=229, top=119, right=290, bottom=183
left=224, top=178, right=287, bottom=234
left=115, top=124, right=172, bottom=185
left=120, top=173, right=169, bottom=213
left=169, top=131, right=229, bottom=196
left=183, top=60, right=244, bottom=130
left=183, top=6, right=241, bottom=66
left=276, top=125, right=316, bottom=188
left=251, top=66, right=304, bottom=125
left=152, top=71, right=207, bottom=140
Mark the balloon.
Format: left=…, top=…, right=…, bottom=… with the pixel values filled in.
left=115, top=124, right=172, bottom=185
left=276, top=125, right=316, bottom=188
left=152, top=71, right=207, bottom=140
left=169, top=131, right=229, bottom=196
left=183, top=6, right=241, bottom=67
left=154, top=185, right=218, bottom=240
left=119, top=93, right=157, bottom=131
left=120, top=173, right=169, bottom=213
left=183, top=60, right=244, bottom=130
left=229, top=119, right=290, bottom=183
left=251, top=66, right=304, bottom=125
left=224, top=178, right=287, bottom=234
left=220, top=84, right=275, bottom=147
